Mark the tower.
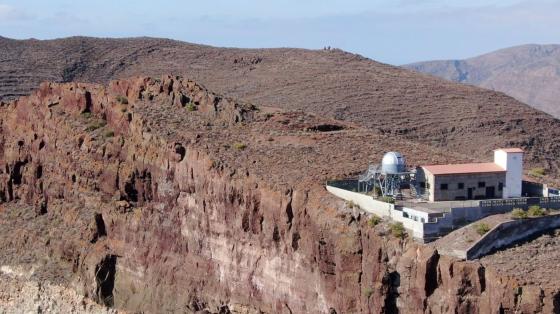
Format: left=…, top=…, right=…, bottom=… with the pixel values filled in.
left=494, top=148, right=523, bottom=198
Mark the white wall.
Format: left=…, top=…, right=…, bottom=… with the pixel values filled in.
left=390, top=209, right=427, bottom=239
left=326, top=185, right=426, bottom=239
left=326, top=185, right=393, bottom=216
left=402, top=207, right=431, bottom=222
left=425, top=171, right=435, bottom=202
left=494, top=150, right=523, bottom=198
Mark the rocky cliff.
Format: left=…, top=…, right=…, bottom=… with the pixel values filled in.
left=0, top=76, right=558, bottom=313
left=0, top=270, right=119, bottom=314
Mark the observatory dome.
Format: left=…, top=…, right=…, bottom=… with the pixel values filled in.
left=381, top=152, right=406, bottom=174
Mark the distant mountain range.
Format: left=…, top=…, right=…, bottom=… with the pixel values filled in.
left=404, top=44, right=560, bottom=118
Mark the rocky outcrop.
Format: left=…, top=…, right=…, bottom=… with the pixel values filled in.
left=0, top=268, right=119, bottom=313
left=0, top=76, right=558, bottom=313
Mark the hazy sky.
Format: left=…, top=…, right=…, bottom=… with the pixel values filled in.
left=0, top=0, right=559, bottom=64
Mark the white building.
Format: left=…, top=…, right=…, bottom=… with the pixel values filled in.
left=493, top=148, right=523, bottom=198
left=419, top=148, right=524, bottom=202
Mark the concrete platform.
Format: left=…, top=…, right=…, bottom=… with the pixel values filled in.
left=397, top=199, right=480, bottom=214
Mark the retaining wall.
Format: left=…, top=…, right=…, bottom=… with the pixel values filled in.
left=465, top=214, right=560, bottom=260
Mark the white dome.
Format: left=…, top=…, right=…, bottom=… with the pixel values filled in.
left=381, top=152, right=406, bottom=174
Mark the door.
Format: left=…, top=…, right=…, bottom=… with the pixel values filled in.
left=467, top=188, right=473, bottom=200
left=485, top=186, right=495, bottom=199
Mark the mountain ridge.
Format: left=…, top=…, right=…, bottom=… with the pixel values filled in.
left=1, top=36, right=560, bottom=179
left=405, top=44, right=560, bottom=118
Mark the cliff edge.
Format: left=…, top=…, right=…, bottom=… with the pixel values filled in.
left=0, top=76, right=558, bottom=313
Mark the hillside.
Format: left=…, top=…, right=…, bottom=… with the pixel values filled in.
left=1, top=76, right=558, bottom=313
left=405, top=44, right=560, bottom=118
left=2, top=37, right=560, bottom=180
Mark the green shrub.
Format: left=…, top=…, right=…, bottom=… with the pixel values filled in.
left=81, top=112, right=92, bottom=119
left=475, top=223, right=491, bottom=236
left=232, top=142, right=247, bottom=150
left=368, top=215, right=381, bottom=227
left=511, top=208, right=528, bottom=219
left=104, top=131, right=115, bottom=138
left=116, top=95, right=128, bottom=104
left=529, top=167, right=546, bottom=177
left=85, top=120, right=106, bottom=132
left=363, top=287, right=374, bottom=298
left=528, top=205, right=547, bottom=217
left=380, top=196, right=395, bottom=204
left=390, top=222, right=406, bottom=239
left=186, top=102, right=197, bottom=111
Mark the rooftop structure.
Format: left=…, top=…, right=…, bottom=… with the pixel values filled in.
left=381, top=151, right=406, bottom=174
left=494, top=148, right=523, bottom=198
left=421, top=162, right=505, bottom=175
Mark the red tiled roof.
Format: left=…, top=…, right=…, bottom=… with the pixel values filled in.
left=422, top=163, right=506, bottom=175
left=495, top=148, right=524, bottom=153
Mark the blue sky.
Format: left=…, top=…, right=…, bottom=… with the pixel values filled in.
left=0, top=0, right=559, bottom=64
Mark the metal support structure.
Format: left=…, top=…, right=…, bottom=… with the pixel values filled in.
left=358, top=164, right=420, bottom=198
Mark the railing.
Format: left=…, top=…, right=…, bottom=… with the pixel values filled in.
left=480, top=196, right=560, bottom=209
left=480, top=198, right=527, bottom=207
left=326, top=179, right=360, bottom=191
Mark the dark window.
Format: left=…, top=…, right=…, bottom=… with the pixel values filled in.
left=458, top=183, right=464, bottom=189
left=440, top=183, right=448, bottom=190
left=498, top=182, right=503, bottom=191
left=478, top=181, right=486, bottom=188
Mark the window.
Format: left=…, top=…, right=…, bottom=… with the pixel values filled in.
left=478, top=181, right=486, bottom=188
left=498, top=182, right=503, bottom=191
left=440, top=183, right=448, bottom=190
left=458, top=183, right=464, bottom=189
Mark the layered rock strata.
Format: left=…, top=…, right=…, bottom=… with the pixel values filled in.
left=0, top=76, right=558, bottom=313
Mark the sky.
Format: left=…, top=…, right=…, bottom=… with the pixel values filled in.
left=0, top=0, right=559, bottom=64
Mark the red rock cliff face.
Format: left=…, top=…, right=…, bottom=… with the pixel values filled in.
left=0, top=76, right=558, bottom=313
